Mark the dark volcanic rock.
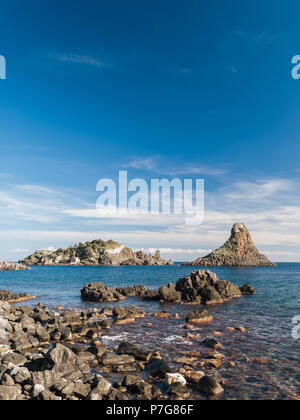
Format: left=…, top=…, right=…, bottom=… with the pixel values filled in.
left=186, top=310, right=214, bottom=325
left=175, top=269, right=242, bottom=305
left=145, top=358, right=171, bottom=379
left=116, top=284, right=148, bottom=297
left=240, top=284, right=256, bottom=295
left=118, top=342, right=153, bottom=362
left=196, top=376, right=224, bottom=396
left=113, top=306, right=146, bottom=324
left=81, top=283, right=125, bottom=302
left=158, top=283, right=181, bottom=302
left=0, top=300, right=201, bottom=401
left=0, top=290, right=35, bottom=304
left=183, top=223, right=276, bottom=267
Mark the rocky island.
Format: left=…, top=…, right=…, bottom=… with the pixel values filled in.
left=183, top=223, right=276, bottom=267
left=0, top=261, right=30, bottom=271
left=20, top=239, right=173, bottom=266
left=81, top=269, right=254, bottom=305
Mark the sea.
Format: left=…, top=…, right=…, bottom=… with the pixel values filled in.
left=0, top=263, right=299, bottom=400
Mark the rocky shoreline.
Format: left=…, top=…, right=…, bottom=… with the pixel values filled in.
left=0, top=298, right=249, bottom=401
left=0, top=266, right=257, bottom=401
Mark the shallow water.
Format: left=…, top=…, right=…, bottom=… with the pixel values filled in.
left=0, top=263, right=299, bottom=399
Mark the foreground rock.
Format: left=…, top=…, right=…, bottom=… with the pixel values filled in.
left=196, top=376, right=224, bottom=396
left=1, top=301, right=223, bottom=401
left=183, top=223, right=276, bottom=267
left=0, top=290, right=35, bottom=304
left=0, top=261, right=30, bottom=271
left=20, top=240, right=173, bottom=266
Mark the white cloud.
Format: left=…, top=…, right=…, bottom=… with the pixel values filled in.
left=138, top=248, right=212, bottom=255
left=123, top=156, right=227, bottom=177
left=2, top=175, right=300, bottom=261
left=50, top=53, right=106, bottom=68
left=12, top=248, right=29, bottom=253
left=125, top=156, right=159, bottom=171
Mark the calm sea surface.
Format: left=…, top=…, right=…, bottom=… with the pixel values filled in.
left=0, top=263, right=299, bottom=400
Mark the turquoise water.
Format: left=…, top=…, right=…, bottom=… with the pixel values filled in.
left=0, top=263, right=299, bottom=399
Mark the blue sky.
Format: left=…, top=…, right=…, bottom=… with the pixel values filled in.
left=1, top=0, right=300, bottom=261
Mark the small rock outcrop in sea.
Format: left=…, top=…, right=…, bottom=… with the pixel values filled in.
left=240, top=284, right=256, bottom=295
left=20, top=240, right=173, bottom=266
left=175, top=269, right=243, bottom=305
left=81, top=283, right=126, bottom=302
left=0, top=261, right=30, bottom=271
left=183, top=223, right=276, bottom=267
left=81, top=269, right=254, bottom=305
left=0, top=290, right=35, bottom=304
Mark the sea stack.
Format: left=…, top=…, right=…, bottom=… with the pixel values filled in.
left=184, top=223, right=276, bottom=267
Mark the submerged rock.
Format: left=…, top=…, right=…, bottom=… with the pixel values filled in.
left=196, top=376, right=224, bottom=396
left=183, top=223, right=276, bottom=267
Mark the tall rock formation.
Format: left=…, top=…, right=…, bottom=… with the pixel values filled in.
left=20, top=239, right=173, bottom=266
left=184, top=223, right=276, bottom=267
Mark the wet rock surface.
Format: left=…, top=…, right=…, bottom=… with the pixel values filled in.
left=186, top=310, right=214, bottom=326
left=0, top=295, right=299, bottom=401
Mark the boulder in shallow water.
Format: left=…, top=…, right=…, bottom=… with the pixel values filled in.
left=186, top=310, right=214, bottom=325
left=145, top=358, right=171, bottom=379
left=240, top=284, right=256, bottom=295
left=196, top=375, right=224, bottom=396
